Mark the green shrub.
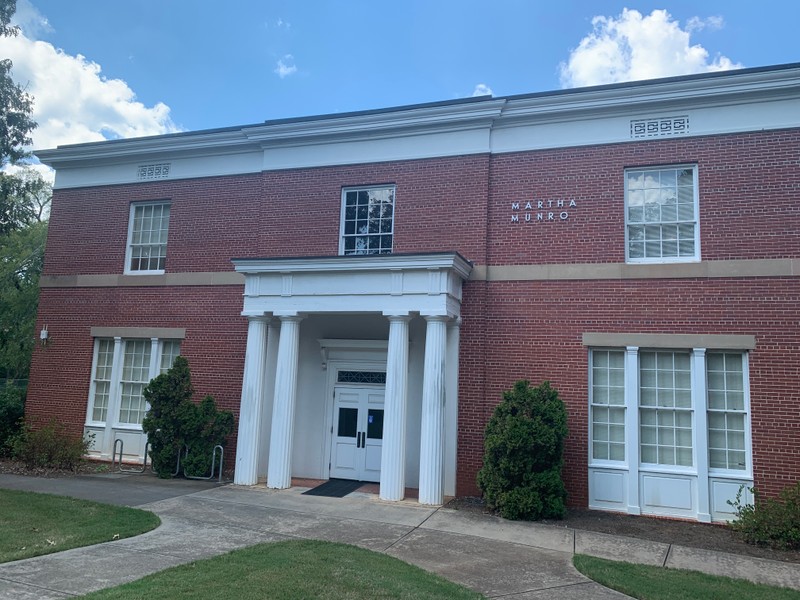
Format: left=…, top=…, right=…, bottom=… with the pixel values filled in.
left=142, top=356, right=235, bottom=478
left=142, top=356, right=194, bottom=477
left=9, top=420, right=91, bottom=470
left=729, top=483, right=800, bottom=550
left=181, top=395, right=235, bottom=477
left=477, top=380, right=568, bottom=520
left=0, top=385, right=25, bottom=454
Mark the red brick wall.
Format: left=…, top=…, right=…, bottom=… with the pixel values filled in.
left=44, top=154, right=491, bottom=276
left=27, top=287, right=247, bottom=431
left=456, top=277, right=800, bottom=502
left=488, top=129, right=800, bottom=265
left=29, top=128, right=800, bottom=505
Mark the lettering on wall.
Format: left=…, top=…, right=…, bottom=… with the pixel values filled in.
left=510, top=199, right=577, bottom=223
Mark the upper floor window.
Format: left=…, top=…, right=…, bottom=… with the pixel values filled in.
left=126, top=201, right=170, bottom=274
left=340, top=186, right=394, bottom=255
left=625, top=166, right=699, bottom=262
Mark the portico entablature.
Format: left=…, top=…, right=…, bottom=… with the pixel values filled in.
left=232, top=252, right=472, bottom=318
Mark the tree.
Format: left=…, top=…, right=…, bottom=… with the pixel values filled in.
left=0, top=1, right=45, bottom=386
left=0, top=167, right=49, bottom=382
left=0, top=0, right=36, bottom=166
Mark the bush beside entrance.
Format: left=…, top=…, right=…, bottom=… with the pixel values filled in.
left=142, top=356, right=234, bottom=478
left=477, top=380, right=568, bottom=520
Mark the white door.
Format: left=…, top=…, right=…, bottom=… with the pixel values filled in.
left=330, top=386, right=385, bottom=482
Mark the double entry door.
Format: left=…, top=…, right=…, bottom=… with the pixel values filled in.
left=330, top=386, right=385, bottom=482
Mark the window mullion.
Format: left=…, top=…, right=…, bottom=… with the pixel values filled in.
left=104, top=337, right=125, bottom=454
left=624, top=346, right=640, bottom=515
left=693, top=348, right=711, bottom=522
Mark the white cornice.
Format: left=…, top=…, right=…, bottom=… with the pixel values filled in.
left=497, top=65, right=800, bottom=123
left=243, top=100, right=505, bottom=147
left=232, top=252, right=473, bottom=280
left=35, top=64, right=800, bottom=184
left=36, top=128, right=260, bottom=168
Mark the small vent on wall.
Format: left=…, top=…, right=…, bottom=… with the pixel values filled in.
left=137, top=163, right=171, bottom=180
left=630, top=116, right=689, bottom=139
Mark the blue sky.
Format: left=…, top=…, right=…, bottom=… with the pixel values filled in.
left=2, top=0, right=799, bottom=159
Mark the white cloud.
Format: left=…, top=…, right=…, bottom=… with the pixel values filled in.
left=12, top=0, right=52, bottom=38
left=559, top=9, right=742, bottom=88
left=472, top=83, right=493, bottom=97
left=2, top=160, right=55, bottom=186
left=0, top=5, right=180, bottom=153
left=686, top=15, right=724, bottom=32
left=274, top=54, right=297, bottom=78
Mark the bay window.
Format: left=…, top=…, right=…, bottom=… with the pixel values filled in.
left=588, top=344, right=752, bottom=522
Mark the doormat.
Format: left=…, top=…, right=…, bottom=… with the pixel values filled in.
left=302, top=478, right=364, bottom=498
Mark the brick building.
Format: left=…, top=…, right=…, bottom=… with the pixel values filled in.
left=30, top=63, right=800, bottom=522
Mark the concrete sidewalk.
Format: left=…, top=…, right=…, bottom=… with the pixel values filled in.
left=0, top=474, right=798, bottom=599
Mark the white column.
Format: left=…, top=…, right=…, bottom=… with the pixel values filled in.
left=418, top=316, right=448, bottom=505
left=234, top=316, right=269, bottom=486
left=267, top=315, right=303, bottom=489
left=693, top=348, right=712, bottom=522
left=257, top=319, right=280, bottom=480
left=625, top=346, right=641, bottom=515
left=380, top=314, right=411, bottom=501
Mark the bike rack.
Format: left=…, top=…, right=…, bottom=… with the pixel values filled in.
left=183, top=444, right=224, bottom=483
left=111, top=439, right=150, bottom=473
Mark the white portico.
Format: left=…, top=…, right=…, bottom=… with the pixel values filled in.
left=231, top=253, right=471, bottom=504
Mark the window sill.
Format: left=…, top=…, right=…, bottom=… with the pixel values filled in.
left=123, top=270, right=166, bottom=276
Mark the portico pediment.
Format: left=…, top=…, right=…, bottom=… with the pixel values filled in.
left=232, top=252, right=472, bottom=318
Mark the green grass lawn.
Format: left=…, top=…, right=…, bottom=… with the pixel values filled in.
left=0, top=488, right=160, bottom=563
left=81, top=539, right=484, bottom=600
left=574, top=554, right=800, bottom=600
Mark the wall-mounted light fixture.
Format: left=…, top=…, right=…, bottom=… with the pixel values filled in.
left=40, top=325, right=49, bottom=346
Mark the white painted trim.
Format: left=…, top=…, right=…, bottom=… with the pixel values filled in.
left=234, top=252, right=472, bottom=280
left=624, top=347, right=640, bottom=515
left=693, top=349, right=712, bottom=522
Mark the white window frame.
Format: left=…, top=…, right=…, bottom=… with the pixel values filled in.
left=124, top=200, right=171, bottom=275
left=624, top=164, right=700, bottom=264
left=86, top=337, right=181, bottom=431
left=338, top=185, right=395, bottom=256
left=588, top=346, right=752, bottom=521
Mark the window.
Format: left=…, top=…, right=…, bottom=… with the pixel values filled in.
left=589, top=346, right=752, bottom=520
left=590, top=350, right=626, bottom=461
left=118, top=340, right=151, bottom=425
left=126, top=202, right=170, bottom=273
left=88, top=338, right=181, bottom=428
left=625, top=166, right=698, bottom=262
left=707, top=353, right=747, bottom=470
left=91, top=339, right=114, bottom=422
left=589, top=348, right=749, bottom=470
left=340, top=186, right=394, bottom=255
